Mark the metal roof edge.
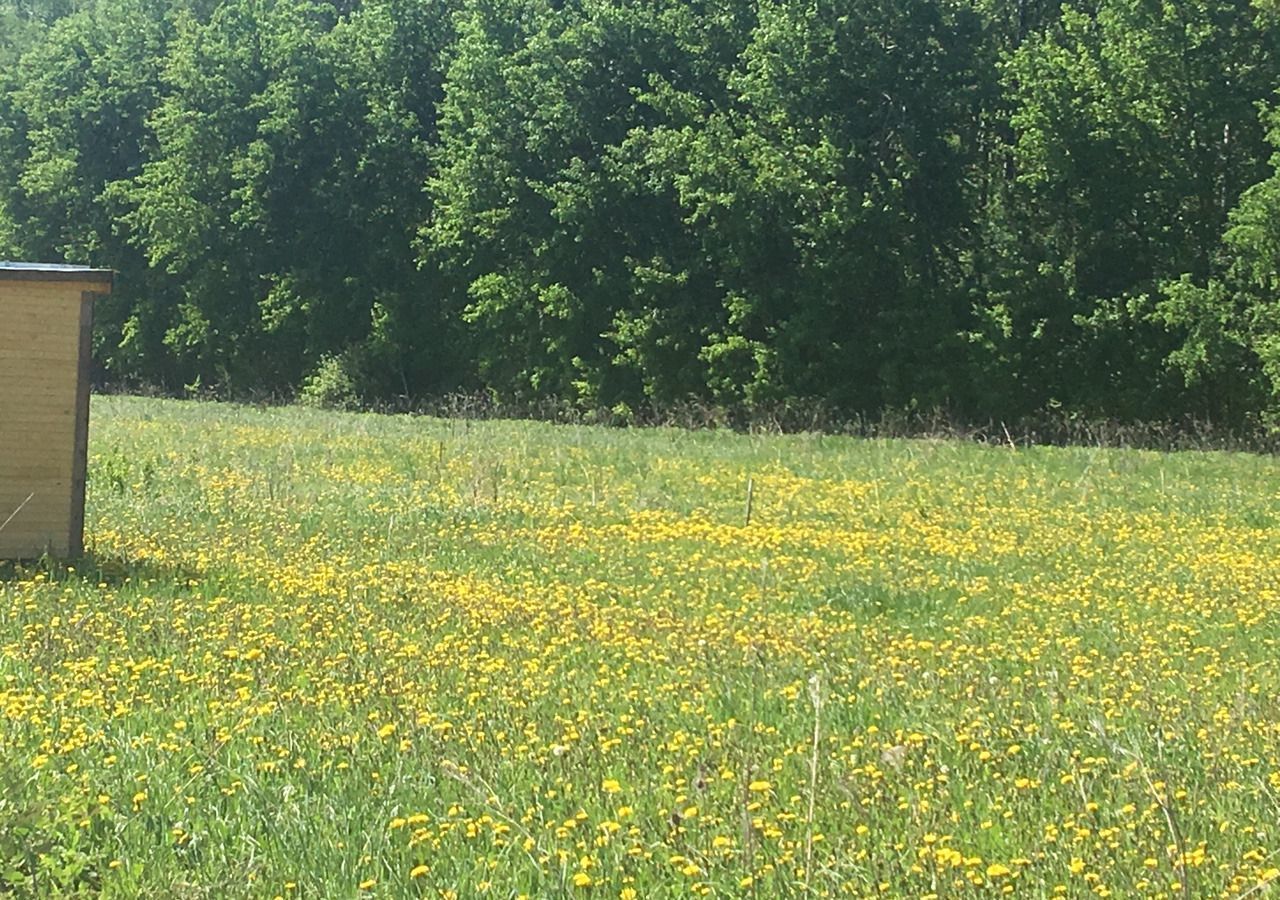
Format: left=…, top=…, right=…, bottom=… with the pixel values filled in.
left=0, top=262, right=115, bottom=287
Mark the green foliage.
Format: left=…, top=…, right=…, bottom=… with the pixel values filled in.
left=1, top=0, right=1279, bottom=424
left=981, top=0, right=1278, bottom=421
left=298, top=352, right=361, bottom=409
left=0, top=762, right=111, bottom=898
left=1158, top=104, right=1280, bottom=426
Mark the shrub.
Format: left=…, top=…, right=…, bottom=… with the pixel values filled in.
left=299, top=354, right=361, bottom=411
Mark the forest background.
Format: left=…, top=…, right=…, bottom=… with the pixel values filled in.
left=3, top=0, right=1280, bottom=429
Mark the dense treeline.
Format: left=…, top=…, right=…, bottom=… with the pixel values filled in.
left=2, top=0, right=1279, bottom=426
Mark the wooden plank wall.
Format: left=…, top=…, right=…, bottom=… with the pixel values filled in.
left=0, top=279, right=97, bottom=558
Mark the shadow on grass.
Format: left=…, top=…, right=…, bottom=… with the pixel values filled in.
left=0, top=548, right=200, bottom=588
left=808, top=580, right=964, bottom=626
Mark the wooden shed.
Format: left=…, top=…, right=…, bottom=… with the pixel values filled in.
left=1, top=262, right=113, bottom=559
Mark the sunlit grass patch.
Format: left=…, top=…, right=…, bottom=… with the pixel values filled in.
left=1, top=396, right=1278, bottom=897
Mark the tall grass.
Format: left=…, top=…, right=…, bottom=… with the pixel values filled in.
left=0, top=395, right=1278, bottom=897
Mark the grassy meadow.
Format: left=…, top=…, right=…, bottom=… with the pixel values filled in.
left=2, top=396, right=1280, bottom=898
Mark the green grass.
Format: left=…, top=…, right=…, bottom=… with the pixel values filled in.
left=2, top=395, right=1279, bottom=898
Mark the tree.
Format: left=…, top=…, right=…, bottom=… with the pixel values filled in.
left=683, top=0, right=990, bottom=411
left=0, top=0, right=181, bottom=384
left=982, top=0, right=1278, bottom=419
left=1158, top=99, right=1280, bottom=425
left=122, top=0, right=455, bottom=395
left=428, top=0, right=755, bottom=408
